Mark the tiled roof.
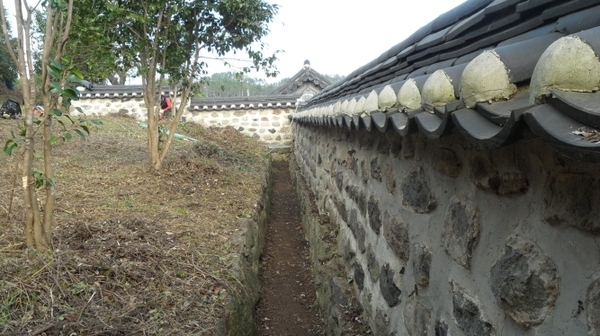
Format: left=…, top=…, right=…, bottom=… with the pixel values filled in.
left=78, top=85, right=173, bottom=99
left=188, top=61, right=331, bottom=111
left=189, top=94, right=298, bottom=111
left=269, top=60, right=333, bottom=95
left=292, top=0, right=600, bottom=162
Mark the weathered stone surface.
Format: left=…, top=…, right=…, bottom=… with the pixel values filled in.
left=377, top=139, right=391, bottom=154
left=587, top=278, right=600, bottom=334
left=452, top=281, right=495, bottom=336
left=403, top=295, right=431, bottom=336
left=390, top=136, right=402, bottom=158
left=354, top=262, right=365, bottom=291
left=434, top=320, right=448, bottom=336
left=371, top=157, right=382, bottom=181
left=347, top=209, right=359, bottom=239
left=543, top=174, right=600, bottom=232
left=360, top=133, right=376, bottom=150
left=401, top=167, right=437, bottom=213
left=361, top=159, right=370, bottom=183
left=368, top=195, right=382, bottom=234
left=413, top=242, right=432, bottom=286
left=333, top=195, right=348, bottom=223
left=367, top=247, right=380, bottom=283
left=347, top=185, right=368, bottom=217
left=402, top=136, right=415, bottom=159
left=469, top=155, right=528, bottom=195
left=384, top=163, right=397, bottom=194
left=490, top=235, right=560, bottom=328
left=442, top=197, right=480, bottom=269
left=380, top=264, right=402, bottom=307
left=347, top=150, right=359, bottom=176
left=373, top=309, right=391, bottom=336
left=356, top=225, right=366, bottom=254
left=335, top=171, right=344, bottom=191
left=433, top=147, right=461, bottom=178
left=347, top=209, right=366, bottom=253
left=331, top=277, right=349, bottom=306
left=382, top=211, right=410, bottom=262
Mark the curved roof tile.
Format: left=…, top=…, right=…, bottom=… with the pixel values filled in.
left=292, top=0, right=600, bottom=162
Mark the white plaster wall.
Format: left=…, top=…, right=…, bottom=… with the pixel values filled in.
left=182, top=108, right=293, bottom=144
left=71, top=98, right=292, bottom=144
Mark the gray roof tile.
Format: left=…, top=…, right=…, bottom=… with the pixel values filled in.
left=293, top=0, right=600, bottom=162
left=495, top=32, right=564, bottom=83
left=555, top=5, right=600, bottom=34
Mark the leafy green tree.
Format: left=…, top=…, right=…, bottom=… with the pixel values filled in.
left=1, top=0, right=98, bottom=248
left=202, top=71, right=279, bottom=97
left=0, top=7, right=17, bottom=89
left=97, top=0, right=279, bottom=170
left=324, top=73, right=345, bottom=84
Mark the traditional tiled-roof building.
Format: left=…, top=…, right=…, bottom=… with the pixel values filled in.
left=290, top=1, right=600, bottom=335
left=73, top=62, right=331, bottom=144
left=183, top=60, right=331, bottom=144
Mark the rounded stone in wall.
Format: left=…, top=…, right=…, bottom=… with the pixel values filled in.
left=382, top=211, right=410, bottom=262
left=587, top=278, right=600, bottom=334
left=469, top=155, right=528, bottom=195
left=360, top=159, right=370, bottom=184
left=442, top=197, right=480, bottom=269
left=380, top=263, right=402, bottom=307
left=373, top=309, right=391, bottom=336
left=367, top=247, right=380, bottom=283
left=367, top=195, right=382, bottom=234
left=370, top=157, right=382, bottom=181
left=433, top=147, right=461, bottom=178
left=413, top=242, right=432, bottom=287
left=383, top=163, right=397, bottom=195
left=401, top=167, right=437, bottom=214
left=490, top=235, right=560, bottom=328
left=543, top=174, right=600, bottom=232
left=403, top=294, right=431, bottom=336
left=434, top=319, right=448, bottom=336
left=452, top=281, right=495, bottom=336
left=353, top=262, right=365, bottom=291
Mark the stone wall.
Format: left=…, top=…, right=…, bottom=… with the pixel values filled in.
left=292, top=122, right=600, bottom=336
left=72, top=99, right=292, bottom=144
left=182, top=108, right=292, bottom=144
left=74, top=97, right=150, bottom=120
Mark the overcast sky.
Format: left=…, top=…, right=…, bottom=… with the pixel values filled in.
left=4, top=0, right=468, bottom=83
left=212, top=0, right=468, bottom=82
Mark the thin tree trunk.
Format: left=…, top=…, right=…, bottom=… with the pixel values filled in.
left=43, top=116, right=55, bottom=244
left=22, top=139, right=35, bottom=249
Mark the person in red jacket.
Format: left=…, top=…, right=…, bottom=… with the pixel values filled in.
left=159, top=95, right=172, bottom=120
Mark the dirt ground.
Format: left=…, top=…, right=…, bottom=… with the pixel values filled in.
left=255, top=161, right=326, bottom=335
left=0, top=115, right=271, bottom=335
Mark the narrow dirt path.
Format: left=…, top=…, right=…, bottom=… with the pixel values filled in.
left=255, top=161, right=325, bottom=335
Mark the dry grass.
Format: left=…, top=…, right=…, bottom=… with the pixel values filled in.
left=0, top=115, right=270, bottom=335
